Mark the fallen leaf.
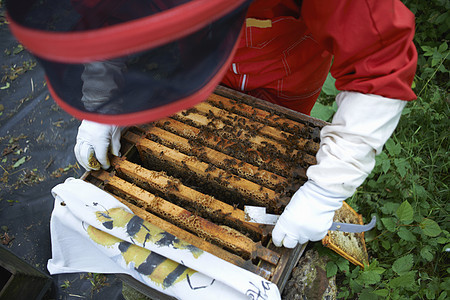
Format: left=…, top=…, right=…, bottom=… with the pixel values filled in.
left=13, top=44, right=24, bottom=55
left=1, top=232, right=15, bottom=245
left=12, top=156, right=26, bottom=168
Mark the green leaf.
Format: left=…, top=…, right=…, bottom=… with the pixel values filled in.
left=337, top=290, right=349, bottom=298
left=413, top=184, right=429, bottom=200
left=438, top=63, right=448, bottom=72
left=372, top=289, right=389, bottom=297
left=370, top=266, right=386, bottom=275
left=381, top=202, right=399, bottom=214
left=321, top=73, right=339, bottom=96
left=436, top=236, right=449, bottom=244
left=12, top=157, right=27, bottom=169
left=432, top=58, right=440, bottom=67
left=421, top=45, right=434, bottom=55
left=310, top=102, right=335, bottom=121
left=389, top=271, right=416, bottom=288
left=336, top=259, right=349, bottom=273
left=381, top=240, right=391, bottom=249
left=357, top=266, right=384, bottom=285
left=396, top=201, right=414, bottom=224
left=0, top=82, right=10, bottom=90
left=438, top=42, right=448, bottom=52
left=420, top=246, right=434, bottom=261
left=397, top=227, right=417, bottom=242
left=358, top=271, right=381, bottom=285
left=441, top=278, right=450, bottom=290
left=425, top=288, right=437, bottom=299
left=435, top=11, right=450, bottom=24
left=326, top=261, right=338, bottom=278
left=392, top=254, right=414, bottom=275
left=438, top=292, right=448, bottom=300
left=394, top=158, right=408, bottom=178
left=385, top=139, right=402, bottom=156
left=381, top=217, right=397, bottom=232
left=359, top=289, right=378, bottom=300
left=381, top=159, right=391, bottom=174
left=420, top=219, right=442, bottom=237
left=13, top=44, right=24, bottom=54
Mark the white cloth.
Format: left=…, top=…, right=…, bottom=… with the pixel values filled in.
left=272, top=92, right=406, bottom=248
left=48, top=178, right=280, bottom=300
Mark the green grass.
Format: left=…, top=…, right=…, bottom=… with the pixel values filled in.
left=312, top=79, right=449, bottom=300
left=310, top=2, right=450, bottom=297
left=310, top=8, right=449, bottom=295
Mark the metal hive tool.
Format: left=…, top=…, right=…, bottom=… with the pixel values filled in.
left=83, top=86, right=368, bottom=294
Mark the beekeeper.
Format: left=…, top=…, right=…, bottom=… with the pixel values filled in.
left=7, top=0, right=417, bottom=248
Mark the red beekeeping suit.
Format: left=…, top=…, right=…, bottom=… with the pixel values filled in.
left=221, top=0, right=417, bottom=115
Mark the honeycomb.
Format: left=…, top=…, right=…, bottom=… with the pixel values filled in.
left=84, top=86, right=368, bottom=290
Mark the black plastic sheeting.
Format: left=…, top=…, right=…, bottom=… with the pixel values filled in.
left=0, top=9, right=126, bottom=300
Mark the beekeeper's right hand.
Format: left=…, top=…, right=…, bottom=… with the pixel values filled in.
left=74, top=120, right=121, bottom=171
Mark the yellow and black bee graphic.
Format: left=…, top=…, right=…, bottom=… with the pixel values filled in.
left=86, top=206, right=204, bottom=289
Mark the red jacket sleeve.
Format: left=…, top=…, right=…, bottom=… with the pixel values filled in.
left=302, top=0, right=417, bottom=101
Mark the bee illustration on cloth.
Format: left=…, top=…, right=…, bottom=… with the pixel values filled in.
left=88, top=224, right=196, bottom=289
left=93, top=206, right=202, bottom=257
left=86, top=206, right=204, bottom=289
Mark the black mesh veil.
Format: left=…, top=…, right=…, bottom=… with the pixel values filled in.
left=6, top=0, right=250, bottom=124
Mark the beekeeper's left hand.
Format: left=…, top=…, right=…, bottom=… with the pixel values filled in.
left=272, top=91, right=407, bottom=248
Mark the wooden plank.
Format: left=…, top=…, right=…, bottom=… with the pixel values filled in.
left=173, top=110, right=317, bottom=166
left=269, top=243, right=307, bottom=290
left=110, top=156, right=264, bottom=236
left=195, top=101, right=318, bottom=154
left=206, top=94, right=320, bottom=154
left=207, top=93, right=308, bottom=132
left=0, top=247, right=52, bottom=300
left=89, top=180, right=274, bottom=279
left=134, top=125, right=289, bottom=190
left=214, top=85, right=329, bottom=128
left=92, top=171, right=281, bottom=265
left=153, top=118, right=307, bottom=179
left=124, top=131, right=287, bottom=210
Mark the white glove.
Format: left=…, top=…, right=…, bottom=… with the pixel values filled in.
left=272, top=180, right=345, bottom=247
left=74, top=120, right=122, bottom=171
left=272, top=91, right=407, bottom=248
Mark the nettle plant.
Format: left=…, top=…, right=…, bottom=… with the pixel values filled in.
left=308, top=1, right=450, bottom=298
left=405, top=0, right=450, bottom=91
left=323, top=86, right=449, bottom=299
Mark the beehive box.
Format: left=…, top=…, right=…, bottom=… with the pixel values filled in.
left=83, top=86, right=367, bottom=295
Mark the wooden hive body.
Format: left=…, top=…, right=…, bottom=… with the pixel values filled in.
left=84, top=86, right=368, bottom=295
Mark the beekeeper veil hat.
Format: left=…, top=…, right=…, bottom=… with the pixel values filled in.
left=6, top=0, right=250, bottom=125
